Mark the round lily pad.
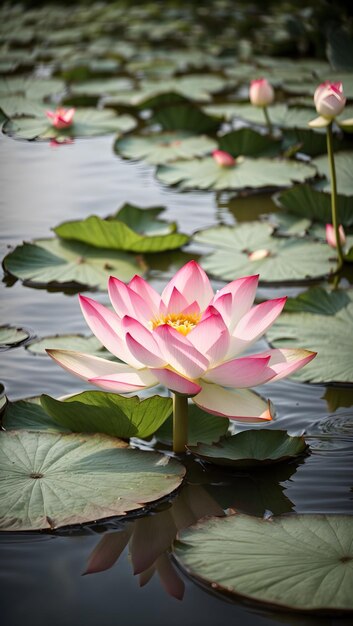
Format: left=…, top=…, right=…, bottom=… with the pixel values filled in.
left=313, top=152, right=353, bottom=196
left=218, top=128, right=282, bottom=157
left=156, top=156, right=316, bottom=191
left=194, top=222, right=336, bottom=283
left=187, top=430, right=307, bottom=467
left=115, top=131, right=217, bottom=165
left=3, top=108, right=136, bottom=140
left=26, top=334, right=111, bottom=357
left=267, top=288, right=353, bottom=384
left=150, top=104, right=220, bottom=134
left=0, top=430, right=185, bottom=531
left=204, top=103, right=315, bottom=129
left=0, top=324, right=31, bottom=350
left=0, top=76, right=65, bottom=117
left=69, top=77, right=134, bottom=98
left=274, top=184, right=353, bottom=227
left=174, top=514, right=353, bottom=612
left=3, top=238, right=143, bottom=291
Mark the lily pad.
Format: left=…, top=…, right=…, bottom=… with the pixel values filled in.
left=194, top=222, right=335, bottom=283
left=157, top=156, right=316, bottom=192
left=53, top=205, right=189, bottom=253
left=3, top=108, right=136, bottom=140
left=267, top=288, right=353, bottom=384
left=313, top=152, right=353, bottom=196
left=115, top=131, right=216, bottom=165
left=2, top=398, right=68, bottom=433
left=3, top=238, right=143, bottom=291
left=0, top=324, right=31, bottom=350
left=26, top=334, right=112, bottom=358
left=174, top=514, right=353, bottom=612
left=0, top=430, right=185, bottom=531
left=150, top=104, right=220, bottom=134
left=218, top=128, right=282, bottom=157
left=204, top=103, right=315, bottom=130
left=40, top=392, right=173, bottom=440
left=0, top=76, right=65, bottom=117
left=274, top=184, right=353, bottom=227
left=188, top=430, right=307, bottom=467
left=69, top=77, right=133, bottom=98
left=155, top=404, right=229, bottom=447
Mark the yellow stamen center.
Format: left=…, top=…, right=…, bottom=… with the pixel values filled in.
left=151, top=312, right=201, bottom=336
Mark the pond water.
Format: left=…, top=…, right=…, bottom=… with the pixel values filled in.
left=1, top=131, right=353, bottom=626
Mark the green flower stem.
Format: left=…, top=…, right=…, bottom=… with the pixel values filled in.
left=263, top=106, right=273, bottom=136
left=326, top=122, right=344, bottom=270
left=173, top=393, right=189, bottom=454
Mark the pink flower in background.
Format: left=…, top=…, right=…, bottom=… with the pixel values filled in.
left=326, top=223, right=346, bottom=249
left=46, top=107, right=75, bottom=129
left=314, top=82, right=346, bottom=119
left=47, top=261, right=316, bottom=421
left=212, top=149, right=235, bottom=167
left=249, top=78, right=274, bottom=107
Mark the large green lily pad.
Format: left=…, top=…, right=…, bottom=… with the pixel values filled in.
left=3, top=108, right=136, bottom=140
left=69, top=77, right=134, bottom=97
left=155, top=404, right=229, bottom=447
left=3, top=238, right=142, bottom=291
left=2, top=398, right=68, bottom=433
left=0, top=430, right=185, bottom=531
left=54, top=205, right=189, bottom=252
left=188, top=430, right=307, bottom=467
left=150, top=104, right=220, bottom=134
left=26, top=333, right=113, bottom=358
left=40, top=392, right=173, bottom=440
left=194, top=222, right=336, bottom=283
left=174, top=514, right=353, bottom=612
left=115, top=131, right=216, bottom=165
left=204, top=103, right=315, bottom=129
left=0, top=76, right=65, bottom=117
left=218, top=128, right=282, bottom=157
left=267, top=288, right=353, bottom=384
left=0, top=324, right=31, bottom=350
left=313, top=152, right=353, bottom=196
left=274, top=184, right=353, bottom=227
left=157, top=156, right=316, bottom=192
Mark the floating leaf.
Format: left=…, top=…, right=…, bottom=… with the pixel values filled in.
left=115, top=131, right=216, bottom=165
left=274, top=184, right=353, bottom=227
left=0, top=324, right=31, bottom=350
left=174, top=514, right=353, bottom=612
left=0, top=76, right=65, bottom=117
left=204, top=103, right=315, bottom=129
left=53, top=205, right=189, bottom=253
left=26, top=334, right=113, bottom=358
left=40, top=392, right=173, bottom=439
left=157, top=156, right=316, bottom=191
left=3, top=108, right=136, bottom=140
left=2, top=398, right=68, bottom=433
left=267, top=288, right=353, bottom=383
left=194, top=222, right=335, bottom=283
left=188, top=430, right=307, bottom=467
left=218, top=128, right=282, bottom=157
left=0, top=430, right=185, bottom=531
left=314, top=151, right=353, bottom=196
left=69, top=77, right=134, bottom=97
left=150, top=104, right=220, bottom=134
left=3, top=238, right=142, bottom=291
left=155, top=404, right=229, bottom=447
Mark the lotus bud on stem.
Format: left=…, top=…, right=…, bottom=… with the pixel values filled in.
left=326, top=122, right=344, bottom=270
left=173, top=393, right=189, bottom=454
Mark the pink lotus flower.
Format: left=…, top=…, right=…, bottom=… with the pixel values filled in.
left=326, top=223, right=346, bottom=249
left=47, top=261, right=315, bottom=423
left=314, top=82, right=346, bottom=119
left=46, top=107, right=75, bottom=129
left=212, top=149, right=235, bottom=167
left=249, top=78, right=274, bottom=107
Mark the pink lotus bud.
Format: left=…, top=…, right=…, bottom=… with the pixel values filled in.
left=326, top=223, right=346, bottom=248
left=212, top=149, right=235, bottom=167
left=46, top=107, right=75, bottom=129
left=314, top=82, right=346, bottom=119
left=249, top=78, right=274, bottom=107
